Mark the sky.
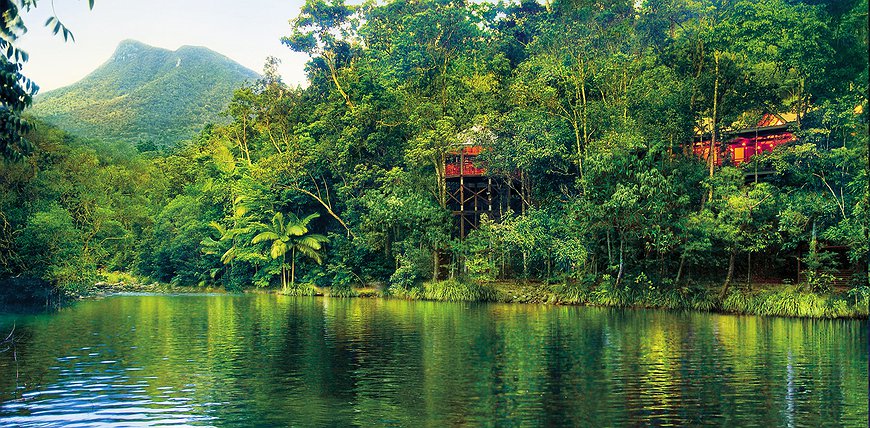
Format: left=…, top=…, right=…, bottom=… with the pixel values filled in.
left=18, top=0, right=312, bottom=92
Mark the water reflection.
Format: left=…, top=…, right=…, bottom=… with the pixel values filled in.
left=0, top=295, right=866, bottom=426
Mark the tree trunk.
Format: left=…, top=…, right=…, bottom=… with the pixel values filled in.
left=746, top=252, right=752, bottom=290
left=433, top=250, right=440, bottom=281
left=720, top=250, right=736, bottom=299
left=659, top=250, right=666, bottom=281
left=675, top=252, right=686, bottom=284
left=522, top=251, right=528, bottom=281
left=291, top=248, right=296, bottom=289
left=615, top=235, right=625, bottom=287
left=546, top=258, right=551, bottom=285
left=281, top=254, right=287, bottom=292
left=796, top=77, right=804, bottom=129
left=708, top=52, right=720, bottom=202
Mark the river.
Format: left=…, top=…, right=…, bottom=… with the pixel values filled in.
left=0, top=294, right=866, bottom=426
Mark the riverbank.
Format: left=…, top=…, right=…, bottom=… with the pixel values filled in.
left=87, top=281, right=226, bottom=295
left=278, top=279, right=869, bottom=319
left=47, top=276, right=870, bottom=320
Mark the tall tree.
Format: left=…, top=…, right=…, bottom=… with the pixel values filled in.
left=252, top=212, right=328, bottom=290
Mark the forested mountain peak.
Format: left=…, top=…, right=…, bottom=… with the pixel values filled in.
left=30, top=40, right=259, bottom=149
left=111, top=39, right=152, bottom=56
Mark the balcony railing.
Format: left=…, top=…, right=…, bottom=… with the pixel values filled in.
left=445, top=146, right=485, bottom=178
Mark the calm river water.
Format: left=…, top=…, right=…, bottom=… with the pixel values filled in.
left=0, top=294, right=866, bottom=426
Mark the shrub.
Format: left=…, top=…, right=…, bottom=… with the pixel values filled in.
left=590, top=275, right=630, bottom=307
left=804, top=270, right=835, bottom=293
left=101, top=271, right=138, bottom=284
left=327, top=285, right=358, bottom=298
left=465, top=254, right=498, bottom=283
left=387, top=283, right=424, bottom=300
left=720, top=286, right=865, bottom=318
left=552, top=282, right=589, bottom=304
left=282, top=283, right=318, bottom=296
left=389, top=255, right=423, bottom=290
left=846, top=285, right=870, bottom=307
left=50, top=262, right=98, bottom=294
left=420, top=279, right=495, bottom=302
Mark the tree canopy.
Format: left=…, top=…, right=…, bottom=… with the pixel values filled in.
left=0, top=0, right=866, bottom=302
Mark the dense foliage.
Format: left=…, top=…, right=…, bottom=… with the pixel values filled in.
left=0, top=0, right=95, bottom=159
left=0, top=0, right=867, bottom=311
left=31, top=40, right=259, bottom=150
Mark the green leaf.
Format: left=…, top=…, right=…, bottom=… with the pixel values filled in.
left=270, top=241, right=287, bottom=259
left=252, top=231, right=280, bottom=244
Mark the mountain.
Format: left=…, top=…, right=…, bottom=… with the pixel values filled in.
left=30, top=40, right=259, bottom=148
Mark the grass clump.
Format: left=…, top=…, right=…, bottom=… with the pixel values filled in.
left=386, top=283, right=424, bottom=300
left=387, top=278, right=495, bottom=302
left=689, top=289, right=717, bottom=312
left=421, top=279, right=496, bottom=302
left=550, top=282, right=589, bottom=304
left=589, top=277, right=632, bottom=307
left=326, top=285, right=358, bottom=298
left=720, top=286, right=867, bottom=318
left=281, top=283, right=318, bottom=296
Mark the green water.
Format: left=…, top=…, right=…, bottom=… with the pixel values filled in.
left=0, top=294, right=866, bottom=426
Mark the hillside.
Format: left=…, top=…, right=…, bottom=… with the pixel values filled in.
left=30, top=40, right=259, bottom=148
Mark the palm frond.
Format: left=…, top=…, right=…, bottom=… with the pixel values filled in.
left=270, top=240, right=288, bottom=259
left=200, top=237, right=220, bottom=255
left=286, top=224, right=308, bottom=236
left=252, top=231, right=281, bottom=244
left=271, top=212, right=285, bottom=234
left=208, top=221, right=227, bottom=237
left=221, top=246, right=238, bottom=264
left=296, top=245, right=323, bottom=265
left=301, top=212, right=320, bottom=225
left=298, top=235, right=327, bottom=250
left=308, top=233, right=328, bottom=243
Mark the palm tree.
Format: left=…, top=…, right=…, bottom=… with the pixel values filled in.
left=201, top=221, right=250, bottom=283
left=252, top=212, right=328, bottom=291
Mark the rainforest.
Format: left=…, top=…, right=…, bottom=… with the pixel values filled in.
left=0, top=0, right=867, bottom=319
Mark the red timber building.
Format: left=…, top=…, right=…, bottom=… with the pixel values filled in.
left=692, top=115, right=796, bottom=168
left=445, top=143, right=523, bottom=238
left=445, top=115, right=796, bottom=239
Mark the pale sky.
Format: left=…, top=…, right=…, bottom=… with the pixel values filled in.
left=18, top=0, right=312, bottom=92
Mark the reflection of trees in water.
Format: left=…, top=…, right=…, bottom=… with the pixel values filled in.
left=0, top=327, right=14, bottom=353
left=0, top=323, right=40, bottom=402
left=0, top=327, right=18, bottom=387
left=0, top=296, right=866, bottom=426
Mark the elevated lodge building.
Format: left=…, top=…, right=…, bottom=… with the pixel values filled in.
left=443, top=115, right=858, bottom=287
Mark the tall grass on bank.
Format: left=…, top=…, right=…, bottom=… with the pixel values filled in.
left=325, top=284, right=358, bottom=298
left=529, top=281, right=865, bottom=318
left=721, top=286, right=867, bottom=318
left=280, top=283, right=318, bottom=296
left=551, top=281, right=718, bottom=312
left=389, top=279, right=496, bottom=302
